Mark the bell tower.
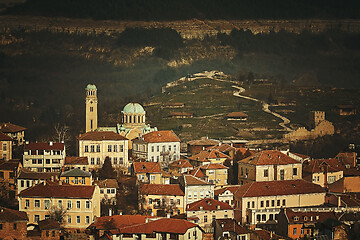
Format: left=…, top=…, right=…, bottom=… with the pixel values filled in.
left=85, top=84, right=98, bottom=132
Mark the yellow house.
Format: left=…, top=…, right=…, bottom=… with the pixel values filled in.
left=0, top=122, right=26, bottom=146
left=60, top=168, right=92, bottom=185
left=64, top=156, right=90, bottom=172
left=139, top=184, right=185, bottom=216
left=18, top=182, right=100, bottom=229
left=0, top=132, right=12, bottom=160
left=200, top=163, right=228, bottom=186
left=132, top=162, right=162, bottom=184
left=303, top=158, right=344, bottom=187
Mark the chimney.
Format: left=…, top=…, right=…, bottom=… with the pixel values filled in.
left=49, top=141, right=53, bottom=146
left=109, top=208, right=112, bottom=216
left=59, top=181, right=62, bottom=185
left=338, top=196, right=342, bottom=207
left=166, top=213, right=170, bottom=218
left=199, top=206, right=203, bottom=210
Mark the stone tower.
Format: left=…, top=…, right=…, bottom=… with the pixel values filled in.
left=309, top=111, right=325, bottom=129
left=85, top=84, right=98, bottom=132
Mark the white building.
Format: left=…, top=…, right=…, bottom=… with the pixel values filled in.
left=23, top=142, right=66, bottom=172
left=77, top=131, right=129, bottom=169
left=132, top=130, right=180, bottom=167
left=179, top=175, right=214, bottom=206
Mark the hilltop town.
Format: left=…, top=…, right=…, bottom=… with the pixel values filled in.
left=0, top=81, right=360, bottom=240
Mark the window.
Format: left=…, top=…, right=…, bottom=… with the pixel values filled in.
left=96, top=158, right=100, bottom=164
left=35, top=200, right=40, bottom=208
left=77, top=201, right=81, bottom=209
left=264, top=169, right=268, bottom=177
left=113, top=145, right=117, bottom=152
left=90, top=107, right=93, bottom=112
left=260, top=201, right=264, bottom=207
left=74, top=177, right=78, bottom=184
left=81, top=177, right=85, bottom=184
left=113, top=157, right=117, bottom=165
left=157, top=146, right=159, bottom=152
left=169, top=145, right=172, bottom=151
left=256, top=214, right=261, bottom=222
left=293, top=168, right=298, bottom=176
left=277, top=200, right=280, bottom=206
left=204, top=216, right=207, bottom=222
left=119, top=157, right=123, bottom=164
left=0, top=224, right=2, bottom=230
left=271, top=200, right=275, bottom=207
left=177, top=199, right=180, bottom=204
left=151, top=146, right=154, bottom=152
left=266, top=200, right=269, bottom=207
left=111, top=189, right=115, bottom=194
left=208, top=170, right=214, bottom=175
left=67, top=200, right=72, bottom=209
left=108, top=145, right=112, bottom=152
left=45, top=215, right=50, bottom=219
left=44, top=200, right=50, bottom=209
left=13, top=223, right=17, bottom=229
left=151, top=156, right=154, bottom=162
left=86, top=216, right=90, bottom=224
left=26, top=180, right=30, bottom=188
left=65, top=177, right=69, bottom=184
left=2, top=144, right=6, bottom=151
left=67, top=216, right=71, bottom=223
left=32, top=159, right=36, bottom=165
left=293, top=228, right=297, bottom=235
left=58, top=200, right=62, bottom=208
left=282, top=199, right=286, bottom=206
left=247, top=202, right=250, bottom=208
left=107, top=189, right=111, bottom=194
left=77, top=216, right=80, bottom=224
left=301, top=228, right=304, bottom=235
left=35, top=215, right=40, bottom=222
left=156, top=156, right=159, bottom=162
left=280, top=169, right=285, bottom=180
left=328, top=175, right=336, bottom=184
left=90, top=145, right=95, bottom=152
left=86, top=201, right=90, bottom=209
left=46, top=230, right=50, bottom=237
left=20, top=180, right=24, bottom=188
left=252, top=201, right=255, bottom=208
left=262, top=214, right=266, bottom=221
left=96, top=145, right=100, bottom=152
left=91, top=158, right=95, bottom=165
left=120, top=145, right=124, bottom=152
left=25, top=199, right=30, bottom=208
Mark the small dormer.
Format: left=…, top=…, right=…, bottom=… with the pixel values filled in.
left=294, top=216, right=299, bottom=221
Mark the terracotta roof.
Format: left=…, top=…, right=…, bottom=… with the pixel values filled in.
left=215, top=219, right=250, bottom=234
left=0, top=207, right=28, bottom=222
left=239, top=150, right=300, bottom=166
left=117, top=218, right=198, bottom=234
left=38, top=219, right=61, bottom=230
left=214, top=185, right=242, bottom=196
left=187, top=198, right=232, bottom=211
left=183, top=175, right=212, bottom=186
left=133, top=162, right=162, bottom=173
left=88, top=215, right=148, bottom=230
left=188, top=150, right=230, bottom=162
left=0, top=132, right=12, bottom=141
left=187, top=138, right=219, bottom=146
left=206, top=143, right=236, bottom=153
left=303, top=158, right=345, bottom=174
left=0, top=160, right=21, bottom=171
left=77, top=131, right=128, bottom=141
left=18, top=170, right=58, bottom=180
left=235, top=180, right=325, bottom=198
left=227, top=112, right=248, bottom=118
left=170, top=159, right=193, bottom=169
left=188, top=167, right=206, bottom=179
left=60, top=168, right=91, bottom=177
left=64, top=156, right=88, bottom=165
left=18, top=182, right=96, bottom=198
left=284, top=208, right=336, bottom=224
left=94, top=179, right=119, bottom=188
left=253, top=229, right=285, bottom=240
left=140, top=184, right=184, bottom=196
left=291, top=152, right=310, bottom=159
left=335, top=152, right=356, bottom=167
left=201, top=163, right=228, bottom=170
left=0, top=122, right=26, bottom=133
left=326, top=193, right=360, bottom=208
left=142, top=130, right=180, bottom=143
left=328, top=176, right=360, bottom=193
left=25, top=142, right=65, bottom=151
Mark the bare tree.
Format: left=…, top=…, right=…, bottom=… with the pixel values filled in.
left=48, top=205, right=67, bottom=226
left=53, top=123, right=71, bottom=143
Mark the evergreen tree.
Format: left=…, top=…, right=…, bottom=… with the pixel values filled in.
left=98, top=156, right=116, bottom=179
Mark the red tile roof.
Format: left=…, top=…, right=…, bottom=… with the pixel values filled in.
left=188, top=150, right=230, bottom=162
left=0, top=160, right=21, bottom=171
left=0, top=122, right=26, bottom=133
left=88, top=215, right=148, bottom=230
left=170, top=159, right=193, bottom=169
left=239, top=150, right=300, bottom=166
left=284, top=208, right=336, bottom=224
left=214, top=185, right=242, bottom=196
left=201, top=163, right=228, bottom=170
left=94, top=179, right=118, bottom=188
left=335, top=152, right=356, bottom=167
left=254, top=229, right=284, bottom=240
left=187, top=138, right=219, bottom=146
left=142, top=130, right=180, bottom=143
left=25, top=142, right=65, bottom=151
left=0, top=132, right=12, bottom=141
left=235, top=180, right=325, bottom=198
left=77, top=131, right=128, bottom=141
left=38, top=219, right=61, bottom=230
left=188, top=167, right=206, bottom=179
left=227, top=112, right=248, bottom=118
left=117, top=218, right=198, bottom=234
left=303, top=158, right=345, bottom=174
left=64, top=156, right=88, bottom=165
left=140, top=184, right=184, bottom=196
left=18, top=182, right=96, bottom=198
left=133, top=162, right=162, bottom=173
left=183, top=175, right=212, bottom=185
left=215, top=219, right=250, bottom=234
left=187, top=198, right=232, bottom=211
left=0, top=207, right=28, bottom=222
left=206, top=143, right=236, bottom=153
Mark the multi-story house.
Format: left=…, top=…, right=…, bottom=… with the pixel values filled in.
left=18, top=181, right=100, bottom=229
left=188, top=149, right=230, bottom=167
left=63, top=156, right=89, bottom=171
left=213, top=219, right=251, bottom=240
left=0, top=132, right=12, bottom=160
left=132, top=162, right=162, bottom=184
left=94, top=179, right=118, bottom=204
left=139, top=184, right=185, bottom=216
left=23, top=142, right=66, bottom=172
left=0, top=122, right=26, bottom=146
left=303, top=158, right=345, bottom=187
left=200, top=163, right=228, bottom=186
left=238, top=150, right=302, bottom=185
left=0, top=159, right=22, bottom=193
left=77, top=131, right=129, bottom=169
left=187, top=137, right=219, bottom=155
left=233, top=179, right=326, bottom=224
left=215, top=185, right=242, bottom=208
left=132, top=130, right=180, bottom=166
left=179, top=175, right=214, bottom=206
left=60, top=168, right=92, bottom=185
left=169, top=159, right=193, bottom=173
left=186, top=198, right=233, bottom=229
left=17, top=170, right=58, bottom=194
left=0, top=207, right=28, bottom=240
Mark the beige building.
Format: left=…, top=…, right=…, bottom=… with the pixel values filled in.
left=77, top=131, right=129, bottom=169
left=63, top=156, right=89, bottom=171
left=303, top=158, right=344, bottom=187
left=0, top=132, right=12, bottom=160
left=18, top=182, right=100, bottom=229
left=179, top=175, right=214, bottom=206
left=200, top=163, right=228, bottom=186
left=232, top=180, right=326, bottom=224
left=132, top=162, right=162, bottom=184
left=238, top=150, right=302, bottom=185
left=186, top=198, right=233, bottom=229
left=60, top=168, right=92, bottom=185
left=23, top=142, right=66, bottom=172
left=139, top=184, right=185, bottom=216
left=17, top=170, right=58, bottom=194
left=188, top=149, right=230, bottom=166
left=85, top=84, right=98, bottom=133
left=94, top=179, right=118, bottom=204
left=0, top=122, right=26, bottom=146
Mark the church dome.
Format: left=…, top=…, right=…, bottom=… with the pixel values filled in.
left=122, top=103, right=145, bottom=114
left=86, top=84, right=97, bottom=90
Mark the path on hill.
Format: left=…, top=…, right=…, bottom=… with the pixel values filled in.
left=232, top=85, right=292, bottom=131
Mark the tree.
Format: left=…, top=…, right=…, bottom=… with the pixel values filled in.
left=48, top=205, right=67, bottom=226
left=156, top=196, right=178, bottom=217
left=53, top=123, right=70, bottom=143
left=98, top=157, right=116, bottom=180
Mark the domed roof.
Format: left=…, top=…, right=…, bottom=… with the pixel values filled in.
left=86, top=84, right=97, bottom=90
left=122, top=103, right=145, bottom=114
